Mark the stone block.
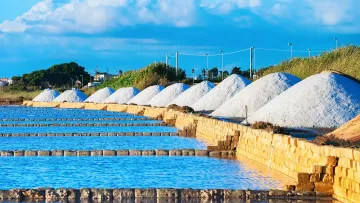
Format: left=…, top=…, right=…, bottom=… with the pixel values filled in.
left=80, top=188, right=91, bottom=200
left=182, top=149, right=195, bottom=156
left=142, top=150, right=155, bottom=156
left=310, top=173, right=321, bottom=183
left=91, top=189, right=113, bottom=200
left=113, top=189, right=135, bottom=200
left=22, top=189, right=45, bottom=200
left=156, top=189, right=179, bottom=198
left=327, top=156, right=338, bottom=166
left=0, top=189, right=22, bottom=200
left=314, top=182, right=333, bottom=194
left=24, top=151, right=37, bottom=156
left=64, top=150, right=77, bottom=156
left=268, top=190, right=287, bottom=197
left=169, top=150, right=182, bottom=156
left=195, top=150, right=209, bottom=156
left=129, top=150, right=142, bottom=156
left=155, top=150, right=169, bottom=156
left=322, top=174, right=334, bottom=184
left=77, top=150, right=90, bottom=156
left=296, top=182, right=314, bottom=192
left=297, top=173, right=310, bottom=184
left=103, top=150, right=116, bottom=156
left=209, top=151, right=222, bottom=157
left=14, top=150, right=24, bottom=156
left=311, top=165, right=323, bottom=174
left=180, top=189, right=200, bottom=199
left=45, top=189, right=59, bottom=201
left=38, top=151, right=50, bottom=156
left=223, top=190, right=245, bottom=200
left=134, top=189, right=156, bottom=198
left=117, top=150, right=129, bottom=156
left=200, top=189, right=223, bottom=200
left=91, top=150, right=103, bottom=156
left=0, top=151, right=14, bottom=156
left=55, top=188, right=78, bottom=200
left=51, top=150, right=64, bottom=156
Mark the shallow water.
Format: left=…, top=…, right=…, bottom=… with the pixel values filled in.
left=0, top=136, right=206, bottom=150
left=0, top=126, right=177, bottom=134
left=0, top=156, right=286, bottom=190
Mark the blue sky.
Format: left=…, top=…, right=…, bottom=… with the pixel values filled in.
left=0, top=0, right=360, bottom=78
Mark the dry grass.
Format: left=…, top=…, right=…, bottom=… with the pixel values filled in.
left=312, top=135, right=360, bottom=148
left=259, top=46, right=360, bottom=80
left=0, top=90, right=41, bottom=101
left=251, top=121, right=289, bottom=134
left=167, top=104, right=195, bottom=113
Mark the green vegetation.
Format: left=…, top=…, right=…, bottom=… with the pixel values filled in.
left=100, top=63, right=186, bottom=90
left=257, top=46, right=360, bottom=80
left=10, top=62, right=91, bottom=91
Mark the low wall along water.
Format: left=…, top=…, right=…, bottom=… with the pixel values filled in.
left=23, top=101, right=360, bottom=203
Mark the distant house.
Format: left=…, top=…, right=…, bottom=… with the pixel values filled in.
left=94, top=72, right=116, bottom=82
left=0, top=77, right=10, bottom=86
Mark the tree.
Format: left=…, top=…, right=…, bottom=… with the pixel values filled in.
left=231, top=67, right=242, bottom=75
left=207, top=67, right=218, bottom=79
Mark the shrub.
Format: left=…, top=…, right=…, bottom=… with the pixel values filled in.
left=251, top=121, right=289, bottom=134
left=312, top=135, right=360, bottom=148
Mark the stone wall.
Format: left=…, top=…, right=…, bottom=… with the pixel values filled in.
left=23, top=102, right=360, bottom=202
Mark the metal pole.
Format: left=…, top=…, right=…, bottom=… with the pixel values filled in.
left=288, top=43, right=293, bottom=58
left=308, top=49, right=311, bottom=58
left=220, top=50, right=224, bottom=80
left=253, top=48, right=256, bottom=77
left=166, top=53, right=168, bottom=67
left=334, top=37, right=338, bottom=49
left=249, top=47, right=253, bottom=79
left=175, top=52, right=178, bottom=78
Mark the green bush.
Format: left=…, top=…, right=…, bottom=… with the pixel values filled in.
left=100, top=62, right=186, bottom=90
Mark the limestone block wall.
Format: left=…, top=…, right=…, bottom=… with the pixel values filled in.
left=59, top=102, right=85, bottom=109
left=31, top=102, right=60, bottom=108
left=126, top=105, right=146, bottom=115
left=84, top=103, right=108, bottom=110
left=106, top=104, right=128, bottom=112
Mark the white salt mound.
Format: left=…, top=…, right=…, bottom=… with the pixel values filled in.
left=148, top=83, right=189, bottom=107
left=52, top=88, right=88, bottom=102
left=211, top=73, right=301, bottom=118
left=127, top=85, right=164, bottom=105
left=32, top=89, right=60, bottom=102
left=244, top=72, right=360, bottom=128
left=102, top=87, right=140, bottom=104
left=168, top=81, right=215, bottom=107
left=85, top=87, right=115, bottom=103
left=191, top=74, right=251, bottom=112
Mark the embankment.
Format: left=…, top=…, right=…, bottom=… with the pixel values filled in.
left=23, top=101, right=360, bottom=203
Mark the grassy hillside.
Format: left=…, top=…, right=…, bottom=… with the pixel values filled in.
left=100, top=63, right=186, bottom=90
left=258, top=46, right=360, bottom=80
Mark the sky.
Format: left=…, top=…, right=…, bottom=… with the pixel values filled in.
left=0, top=0, right=360, bottom=78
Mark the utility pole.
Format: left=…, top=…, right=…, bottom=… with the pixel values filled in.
left=175, top=52, right=179, bottom=79
left=249, top=47, right=253, bottom=79
left=219, top=50, right=224, bottom=80
left=80, top=75, right=84, bottom=89
left=288, top=43, right=293, bottom=58
left=307, top=49, right=311, bottom=58
left=166, top=53, right=169, bottom=67
left=192, top=69, right=195, bottom=84
left=334, top=37, right=338, bottom=49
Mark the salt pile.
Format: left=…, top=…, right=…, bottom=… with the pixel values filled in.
left=102, top=87, right=140, bottom=104
left=211, top=73, right=301, bottom=118
left=244, top=72, right=360, bottom=128
left=52, top=88, right=88, bottom=102
left=32, top=89, right=60, bottom=102
left=148, top=83, right=189, bottom=107
left=191, top=74, right=251, bottom=112
left=127, top=85, right=164, bottom=105
left=85, top=87, right=115, bottom=103
left=168, top=81, right=215, bottom=107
